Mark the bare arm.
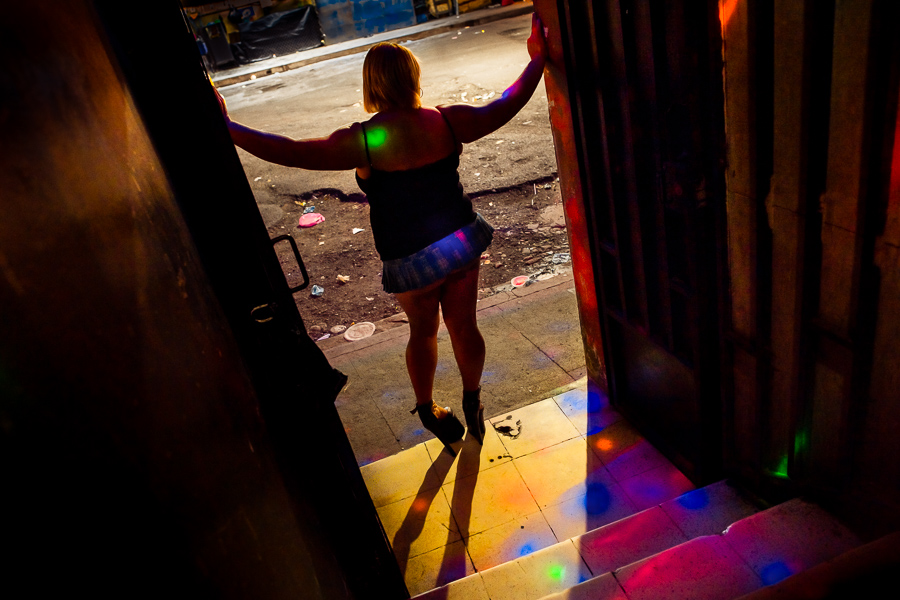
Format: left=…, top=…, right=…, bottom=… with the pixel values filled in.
left=439, top=14, right=549, bottom=144
left=214, top=88, right=366, bottom=171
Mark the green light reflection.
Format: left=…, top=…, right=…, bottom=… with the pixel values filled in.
left=366, top=127, right=387, bottom=148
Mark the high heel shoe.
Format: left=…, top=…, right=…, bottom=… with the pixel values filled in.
left=463, top=387, right=485, bottom=444
left=411, top=402, right=465, bottom=456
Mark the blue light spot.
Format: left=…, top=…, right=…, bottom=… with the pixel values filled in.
left=413, top=428, right=425, bottom=436
left=586, top=389, right=609, bottom=412
left=519, top=544, right=533, bottom=556
left=761, top=561, right=792, bottom=585
left=677, top=488, right=710, bottom=510
left=584, top=482, right=611, bottom=515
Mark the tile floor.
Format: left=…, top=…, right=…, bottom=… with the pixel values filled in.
left=360, top=378, right=697, bottom=597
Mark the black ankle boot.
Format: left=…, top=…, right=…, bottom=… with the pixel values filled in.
left=462, top=387, right=485, bottom=444
left=411, top=402, right=464, bottom=455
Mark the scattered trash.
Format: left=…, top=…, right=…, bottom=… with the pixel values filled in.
left=552, top=253, right=571, bottom=264
left=311, top=284, right=324, bottom=297
left=511, top=275, right=529, bottom=287
left=352, top=228, right=365, bottom=234
left=303, top=205, right=316, bottom=214
left=536, top=273, right=554, bottom=281
left=475, top=173, right=481, bottom=176
left=496, top=140, right=504, bottom=144
left=254, top=176, right=262, bottom=181
left=544, top=183, right=552, bottom=189
left=492, top=416, right=522, bottom=439
left=330, top=325, right=347, bottom=334
left=298, top=213, right=325, bottom=228
left=319, top=241, right=325, bottom=245
left=337, top=275, right=350, bottom=283
left=365, top=296, right=374, bottom=301
left=316, top=333, right=330, bottom=341
left=344, top=321, right=375, bottom=342
left=522, top=121, right=532, bottom=125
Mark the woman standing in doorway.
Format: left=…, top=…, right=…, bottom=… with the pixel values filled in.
left=217, top=14, right=548, bottom=453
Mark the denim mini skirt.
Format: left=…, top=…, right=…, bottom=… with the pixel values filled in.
left=381, top=213, right=494, bottom=294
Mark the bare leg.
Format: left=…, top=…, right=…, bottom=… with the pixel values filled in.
left=440, top=260, right=485, bottom=393
left=395, top=282, right=442, bottom=408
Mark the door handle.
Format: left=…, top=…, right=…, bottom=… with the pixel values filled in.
left=271, top=234, right=310, bottom=293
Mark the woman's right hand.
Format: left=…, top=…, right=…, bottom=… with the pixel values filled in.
left=213, top=83, right=231, bottom=123
left=527, top=13, right=549, bottom=62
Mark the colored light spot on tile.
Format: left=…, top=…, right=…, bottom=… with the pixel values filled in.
left=412, top=497, right=430, bottom=513
left=584, top=482, right=611, bottom=515
left=677, top=487, right=710, bottom=510
left=587, top=387, right=609, bottom=412
left=595, top=438, right=614, bottom=451
left=413, top=428, right=425, bottom=436
left=519, top=544, right=534, bottom=556
left=547, top=564, right=566, bottom=580
left=366, top=127, right=387, bottom=148
left=761, top=561, right=793, bottom=585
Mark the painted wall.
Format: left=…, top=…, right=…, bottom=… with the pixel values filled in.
left=317, top=0, right=416, bottom=44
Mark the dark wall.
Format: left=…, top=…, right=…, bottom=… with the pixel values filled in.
left=720, top=0, right=900, bottom=536
left=0, top=2, right=350, bottom=596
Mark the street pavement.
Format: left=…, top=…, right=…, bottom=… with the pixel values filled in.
left=211, top=1, right=535, bottom=87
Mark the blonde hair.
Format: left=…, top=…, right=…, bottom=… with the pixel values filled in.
left=362, top=43, right=422, bottom=113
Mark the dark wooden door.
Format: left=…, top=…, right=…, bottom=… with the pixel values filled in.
left=557, top=0, right=727, bottom=482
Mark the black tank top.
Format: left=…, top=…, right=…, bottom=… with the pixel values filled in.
left=355, top=109, right=476, bottom=261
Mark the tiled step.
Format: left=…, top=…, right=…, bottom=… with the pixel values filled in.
left=413, top=496, right=859, bottom=600
left=410, top=479, right=761, bottom=600
left=539, top=498, right=860, bottom=600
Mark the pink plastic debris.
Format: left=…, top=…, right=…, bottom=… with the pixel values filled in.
left=511, top=275, right=529, bottom=287
left=298, top=213, right=325, bottom=228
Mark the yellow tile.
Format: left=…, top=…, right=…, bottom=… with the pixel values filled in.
left=404, top=539, right=476, bottom=597
left=361, top=443, right=443, bottom=507
left=515, top=437, right=614, bottom=508
left=424, top=423, right=514, bottom=482
left=586, top=421, right=645, bottom=465
left=481, top=559, right=531, bottom=600
left=377, top=487, right=461, bottom=563
left=518, top=540, right=593, bottom=599
left=466, top=512, right=560, bottom=571
left=553, top=384, right=622, bottom=437
left=540, top=484, right=638, bottom=542
left=442, top=460, right=541, bottom=537
left=411, top=572, right=490, bottom=600
left=489, top=398, right=581, bottom=458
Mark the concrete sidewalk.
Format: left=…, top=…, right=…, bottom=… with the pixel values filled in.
left=324, top=271, right=586, bottom=466
left=211, top=1, right=534, bottom=87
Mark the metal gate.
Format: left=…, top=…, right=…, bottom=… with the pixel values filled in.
left=556, top=0, right=728, bottom=483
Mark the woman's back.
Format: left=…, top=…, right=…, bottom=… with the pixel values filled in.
left=356, top=107, right=459, bottom=177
